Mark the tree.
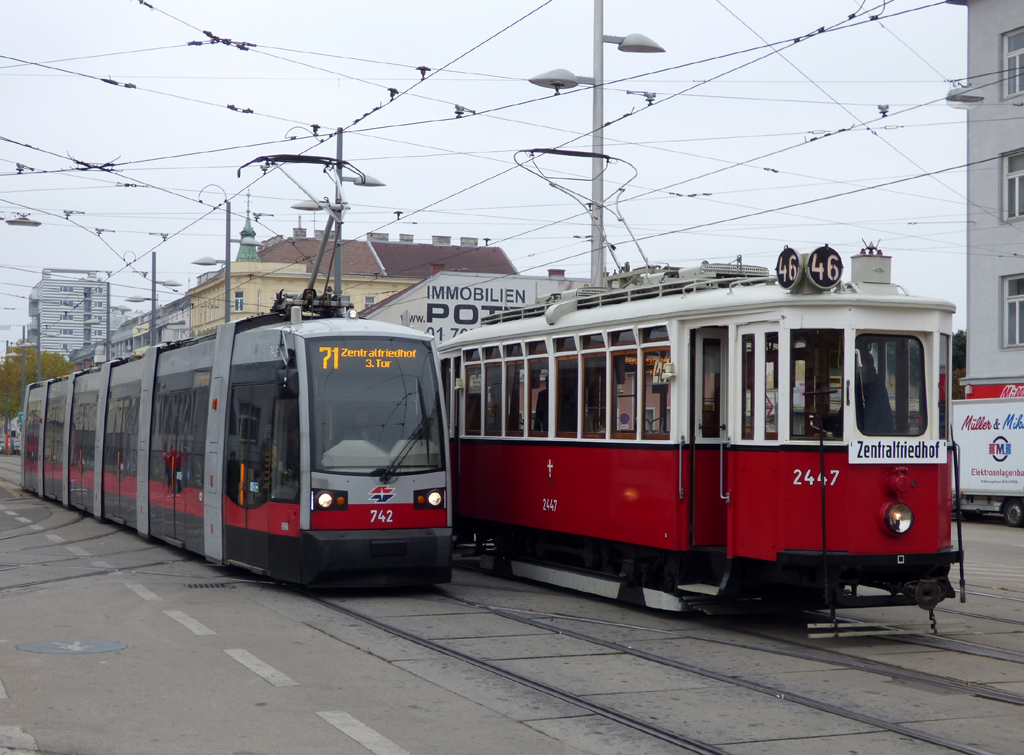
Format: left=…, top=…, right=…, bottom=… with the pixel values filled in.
left=0, top=343, right=73, bottom=428
left=952, top=330, right=966, bottom=373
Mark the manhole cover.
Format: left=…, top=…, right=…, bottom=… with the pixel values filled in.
left=16, top=640, right=126, bottom=654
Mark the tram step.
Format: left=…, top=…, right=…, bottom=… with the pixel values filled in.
left=677, top=583, right=721, bottom=596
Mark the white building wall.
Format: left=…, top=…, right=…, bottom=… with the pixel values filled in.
left=365, top=272, right=584, bottom=343
left=960, top=0, right=1024, bottom=389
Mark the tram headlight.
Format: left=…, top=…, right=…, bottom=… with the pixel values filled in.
left=882, top=502, right=914, bottom=535
left=312, top=490, right=348, bottom=511
left=414, top=488, right=446, bottom=510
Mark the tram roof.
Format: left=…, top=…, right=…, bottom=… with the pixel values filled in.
left=441, top=277, right=955, bottom=348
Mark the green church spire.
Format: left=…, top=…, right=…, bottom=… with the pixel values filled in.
left=236, top=192, right=260, bottom=262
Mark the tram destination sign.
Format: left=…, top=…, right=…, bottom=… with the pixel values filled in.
left=319, top=345, right=417, bottom=370
left=848, top=439, right=947, bottom=464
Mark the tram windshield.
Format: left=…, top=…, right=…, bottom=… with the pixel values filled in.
left=307, top=337, right=444, bottom=476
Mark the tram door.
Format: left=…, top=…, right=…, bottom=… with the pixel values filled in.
left=689, top=328, right=728, bottom=547
left=224, top=384, right=275, bottom=572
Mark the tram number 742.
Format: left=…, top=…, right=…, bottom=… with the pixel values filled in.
left=370, top=509, right=394, bottom=523
left=793, top=469, right=840, bottom=486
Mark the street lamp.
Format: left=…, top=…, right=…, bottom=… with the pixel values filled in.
left=2, top=213, right=42, bottom=228
left=530, top=4, right=664, bottom=287
left=197, top=185, right=234, bottom=325
left=126, top=252, right=181, bottom=347
left=945, top=83, right=984, bottom=110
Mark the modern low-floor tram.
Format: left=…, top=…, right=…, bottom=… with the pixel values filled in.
left=440, top=248, right=959, bottom=612
left=23, top=300, right=452, bottom=587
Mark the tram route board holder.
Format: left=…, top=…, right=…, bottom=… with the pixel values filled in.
left=776, top=245, right=844, bottom=293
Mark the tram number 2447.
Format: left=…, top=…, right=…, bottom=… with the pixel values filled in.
left=793, top=469, right=840, bottom=486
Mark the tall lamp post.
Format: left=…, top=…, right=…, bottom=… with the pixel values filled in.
left=195, top=186, right=233, bottom=325
left=529, top=2, right=664, bottom=287
left=125, top=252, right=181, bottom=347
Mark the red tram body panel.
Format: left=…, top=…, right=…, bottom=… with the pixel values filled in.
left=441, top=251, right=959, bottom=611
left=23, top=304, right=452, bottom=588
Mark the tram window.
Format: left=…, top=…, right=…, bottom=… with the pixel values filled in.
left=465, top=365, right=482, bottom=436
left=583, top=354, right=607, bottom=437
left=611, top=329, right=636, bottom=346
left=504, top=343, right=523, bottom=358
left=765, top=333, right=779, bottom=440
left=527, top=340, right=547, bottom=355
left=938, top=334, right=949, bottom=440
left=855, top=334, right=926, bottom=436
left=484, top=363, right=502, bottom=436
left=528, top=359, right=549, bottom=435
left=741, top=335, right=754, bottom=440
left=556, top=356, right=579, bottom=437
left=484, top=346, right=501, bottom=360
left=555, top=336, right=576, bottom=353
left=612, top=351, right=638, bottom=438
left=505, top=361, right=525, bottom=436
left=581, top=333, right=605, bottom=349
left=465, top=348, right=480, bottom=362
left=642, top=325, right=669, bottom=343
left=790, top=330, right=843, bottom=440
left=271, top=397, right=300, bottom=503
left=642, top=349, right=671, bottom=439
left=701, top=340, right=722, bottom=439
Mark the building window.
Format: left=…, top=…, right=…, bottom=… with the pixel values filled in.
left=364, top=296, right=375, bottom=308
left=60, top=313, right=73, bottom=321
left=1007, top=28, right=1024, bottom=98
left=1007, top=152, right=1024, bottom=220
left=339, top=295, right=352, bottom=307
left=60, top=285, right=74, bottom=293
left=1006, top=276, right=1024, bottom=346
left=233, top=291, right=244, bottom=312
left=60, top=328, right=73, bottom=336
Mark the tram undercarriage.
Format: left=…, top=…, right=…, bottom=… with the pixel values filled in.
left=462, top=520, right=956, bottom=613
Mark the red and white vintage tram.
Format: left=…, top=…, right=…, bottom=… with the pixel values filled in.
left=22, top=295, right=451, bottom=586
left=440, top=247, right=959, bottom=611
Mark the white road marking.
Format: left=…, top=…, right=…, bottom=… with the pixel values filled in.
left=92, top=561, right=114, bottom=570
left=3, top=510, right=18, bottom=516
left=122, top=582, right=160, bottom=601
left=224, top=649, right=298, bottom=687
left=14, top=517, right=30, bottom=524
left=0, top=676, right=7, bottom=699
left=29, top=525, right=42, bottom=531
left=0, top=725, right=37, bottom=750
left=164, top=610, right=216, bottom=636
left=317, top=711, right=413, bottom=755
left=45, top=533, right=63, bottom=543
left=65, top=546, right=90, bottom=557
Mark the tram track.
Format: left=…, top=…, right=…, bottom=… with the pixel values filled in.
left=296, top=586, right=734, bottom=755
left=285, top=579, right=1002, bottom=755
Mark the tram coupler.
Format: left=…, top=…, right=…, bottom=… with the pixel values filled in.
left=909, top=577, right=953, bottom=610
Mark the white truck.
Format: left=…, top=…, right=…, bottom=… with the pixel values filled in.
left=952, top=398, right=1024, bottom=526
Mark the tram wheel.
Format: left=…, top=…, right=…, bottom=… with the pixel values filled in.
left=1002, top=498, right=1024, bottom=528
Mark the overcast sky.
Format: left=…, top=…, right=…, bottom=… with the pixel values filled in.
left=0, top=0, right=970, bottom=347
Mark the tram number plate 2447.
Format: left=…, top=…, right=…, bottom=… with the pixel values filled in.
left=793, top=469, right=840, bottom=486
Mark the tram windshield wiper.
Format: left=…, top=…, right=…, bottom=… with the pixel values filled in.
left=374, top=415, right=433, bottom=483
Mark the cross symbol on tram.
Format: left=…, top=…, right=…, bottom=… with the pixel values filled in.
left=547, top=459, right=553, bottom=479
